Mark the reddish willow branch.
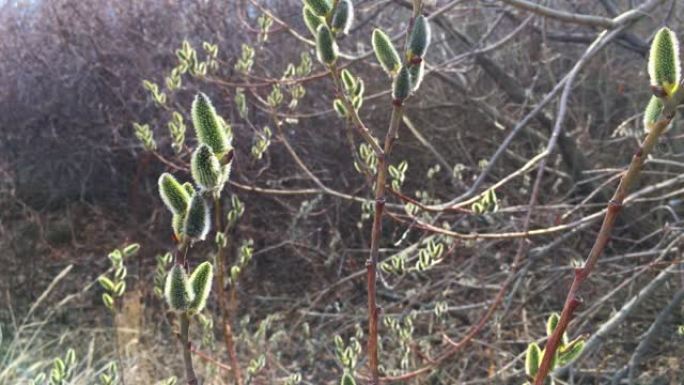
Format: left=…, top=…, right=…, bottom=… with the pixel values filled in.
left=532, top=112, right=674, bottom=385
left=213, top=197, right=243, bottom=385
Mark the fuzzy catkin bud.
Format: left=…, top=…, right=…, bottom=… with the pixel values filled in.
left=158, top=173, right=190, bottom=215
left=525, top=342, right=541, bottom=377
left=303, top=6, right=324, bottom=36
left=648, top=27, right=681, bottom=96
left=303, top=0, right=331, bottom=17
left=546, top=312, right=560, bottom=336
left=408, top=61, right=425, bottom=91
left=189, top=261, right=214, bottom=313
left=172, top=212, right=185, bottom=239
left=183, top=182, right=195, bottom=196
left=192, top=93, right=230, bottom=156
left=408, top=15, right=431, bottom=60
left=184, top=193, right=210, bottom=241
left=331, top=0, right=353, bottom=35
left=340, top=69, right=356, bottom=92
left=316, top=24, right=338, bottom=65
left=392, top=66, right=411, bottom=101
left=643, top=95, right=664, bottom=132
left=372, top=29, right=401, bottom=76
left=191, top=144, right=223, bottom=191
left=333, top=99, right=347, bottom=118
left=164, top=264, right=193, bottom=312
left=340, top=372, right=356, bottom=385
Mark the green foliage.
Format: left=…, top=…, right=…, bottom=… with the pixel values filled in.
left=159, top=173, right=191, bottom=215
left=372, top=29, right=401, bottom=76
left=251, top=126, right=272, bottom=160
left=154, top=252, right=174, bottom=298
left=471, top=188, right=499, bottom=215
left=98, top=244, right=138, bottom=310
left=191, top=144, right=223, bottom=192
left=331, top=0, right=353, bottom=35
left=97, top=362, right=118, bottom=385
left=164, top=264, right=193, bottom=312
left=188, top=261, right=214, bottom=314
left=388, top=160, right=408, bottom=191
left=407, top=15, right=431, bottom=60
left=168, top=111, right=187, bottom=153
left=192, top=92, right=231, bottom=157
left=235, top=44, right=255, bottom=75
left=648, top=27, right=681, bottom=96
left=143, top=80, right=167, bottom=106
left=31, top=348, right=77, bottom=385
left=316, top=24, right=338, bottom=65
left=184, top=192, right=210, bottom=241
left=303, top=0, right=331, bottom=17
left=133, top=122, right=157, bottom=151
left=392, top=65, right=411, bottom=101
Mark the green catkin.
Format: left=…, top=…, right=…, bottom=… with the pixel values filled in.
left=546, top=312, right=560, bottom=336
left=340, top=69, right=356, bottom=92
left=525, top=342, right=541, bottom=377
left=407, top=15, right=431, bottom=60
left=559, top=339, right=585, bottom=364
left=372, top=29, right=401, bottom=76
left=333, top=99, right=347, bottom=117
left=184, top=193, right=210, bottom=241
left=408, top=61, right=425, bottom=91
left=316, top=24, right=338, bottom=65
left=392, top=65, right=411, bottom=101
left=164, top=264, right=193, bottom=312
left=192, top=93, right=230, bottom=156
left=303, top=0, right=331, bottom=17
left=189, top=261, right=214, bottom=313
left=191, top=144, right=222, bottom=191
left=643, top=95, right=664, bottom=132
left=648, top=27, right=681, bottom=95
left=172, top=212, right=185, bottom=239
left=303, top=6, right=324, bottom=36
left=340, top=372, right=356, bottom=385
left=331, top=0, right=353, bottom=35
left=182, top=182, right=195, bottom=196
left=158, top=173, right=190, bottom=215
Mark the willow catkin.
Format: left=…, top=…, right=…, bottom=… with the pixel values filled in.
left=158, top=173, right=190, bottom=215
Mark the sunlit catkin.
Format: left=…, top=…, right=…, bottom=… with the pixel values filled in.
left=189, top=261, right=214, bottom=313
left=303, top=0, right=331, bottom=17
left=525, top=342, right=541, bottom=377
left=184, top=193, right=210, bottom=241
left=158, top=173, right=190, bottom=215
left=303, top=6, right=324, bottom=36
left=408, top=61, right=425, bottom=91
left=648, top=27, right=681, bottom=96
left=164, top=264, right=193, bottom=312
left=316, top=25, right=338, bottom=65
left=643, top=96, right=664, bottom=133
left=372, top=29, right=401, bottom=76
left=392, top=65, right=411, bottom=101
left=191, top=144, right=222, bottom=191
left=331, top=0, right=353, bottom=35
left=407, top=15, right=431, bottom=61
left=192, top=93, right=230, bottom=156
